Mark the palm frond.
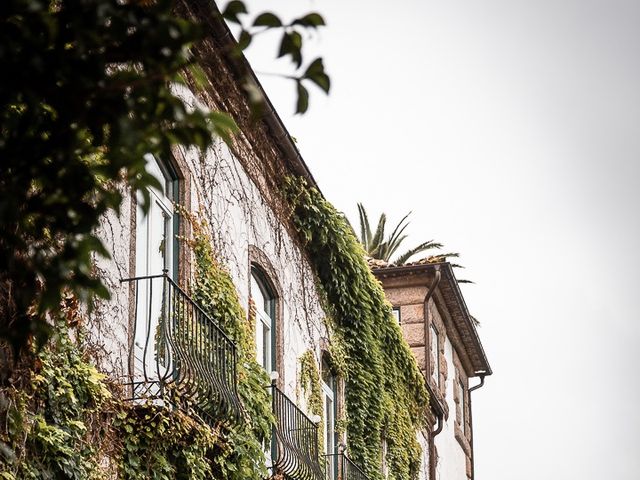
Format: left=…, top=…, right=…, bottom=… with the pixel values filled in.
left=357, top=203, right=372, bottom=250
left=385, top=234, right=408, bottom=261
left=394, top=240, right=442, bottom=265
left=386, top=211, right=411, bottom=244
left=371, top=213, right=387, bottom=250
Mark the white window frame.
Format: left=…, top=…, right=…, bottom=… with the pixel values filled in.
left=321, top=365, right=336, bottom=479
left=251, top=269, right=275, bottom=373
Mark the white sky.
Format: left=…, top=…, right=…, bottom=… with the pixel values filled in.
left=242, top=1, right=640, bottom=478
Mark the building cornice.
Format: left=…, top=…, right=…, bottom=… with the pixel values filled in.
left=373, top=262, right=492, bottom=377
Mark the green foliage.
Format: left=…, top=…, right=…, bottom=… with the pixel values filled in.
left=116, top=404, right=217, bottom=480
left=298, top=350, right=324, bottom=451
left=283, top=177, right=430, bottom=480
left=357, top=203, right=444, bottom=265
left=0, top=0, right=238, bottom=355
left=222, top=1, right=331, bottom=114
left=0, top=0, right=330, bottom=358
left=0, top=321, right=111, bottom=479
left=187, top=215, right=274, bottom=480
left=0, top=260, right=274, bottom=480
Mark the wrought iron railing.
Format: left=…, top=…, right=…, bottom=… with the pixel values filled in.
left=121, top=273, right=241, bottom=423
left=324, top=452, right=371, bottom=480
left=270, top=385, right=325, bottom=480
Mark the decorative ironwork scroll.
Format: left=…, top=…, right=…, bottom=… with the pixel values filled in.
left=121, top=273, right=241, bottom=423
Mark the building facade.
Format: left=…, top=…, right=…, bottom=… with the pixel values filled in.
left=372, top=262, right=492, bottom=480
left=77, top=2, right=490, bottom=480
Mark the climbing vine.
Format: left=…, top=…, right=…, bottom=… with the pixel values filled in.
left=0, top=213, right=273, bottom=479
left=0, top=308, right=223, bottom=479
left=283, top=176, right=430, bottom=480
left=0, top=293, right=114, bottom=480
left=298, top=350, right=324, bottom=450
left=187, top=212, right=274, bottom=480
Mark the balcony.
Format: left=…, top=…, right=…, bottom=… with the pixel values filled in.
left=121, top=273, right=241, bottom=423
left=325, top=452, right=371, bottom=480
left=270, top=385, right=325, bottom=480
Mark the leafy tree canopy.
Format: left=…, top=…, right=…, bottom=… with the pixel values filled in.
left=0, top=0, right=329, bottom=356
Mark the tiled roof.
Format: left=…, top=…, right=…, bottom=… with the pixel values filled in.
left=365, top=255, right=450, bottom=269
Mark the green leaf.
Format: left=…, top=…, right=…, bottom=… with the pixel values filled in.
left=278, top=31, right=303, bottom=68
left=238, top=29, right=252, bottom=50
left=295, top=81, right=309, bottom=114
left=303, top=58, right=331, bottom=93
left=188, top=64, right=209, bottom=91
left=222, top=0, right=248, bottom=24
left=253, top=12, right=282, bottom=28
left=292, top=13, right=326, bottom=29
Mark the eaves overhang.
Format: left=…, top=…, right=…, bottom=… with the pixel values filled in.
left=372, top=262, right=492, bottom=378
left=178, top=0, right=321, bottom=192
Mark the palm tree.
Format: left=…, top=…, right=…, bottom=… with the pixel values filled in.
left=356, top=203, right=448, bottom=265
left=356, top=204, right=473, bottom=283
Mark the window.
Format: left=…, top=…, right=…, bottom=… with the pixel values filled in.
left=133, top=154, right=178, bottom=378
left=251, top=268, right=276, bottom=372
left=135, top=153, right=178, bottom=279
left=391, top=307, right=401, bottom=324
left=322, top=360, right=337, bottom=478
left=430, top=324, right=440, bottom=387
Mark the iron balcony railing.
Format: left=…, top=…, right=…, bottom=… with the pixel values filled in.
left=270, top=385, right=325, bottom=480
left=121, top=273, right=241, bottom=423
left=324, top=452, right=371, bottom=480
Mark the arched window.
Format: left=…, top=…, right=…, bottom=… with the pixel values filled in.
left=250, top=267, right=276, bottom=372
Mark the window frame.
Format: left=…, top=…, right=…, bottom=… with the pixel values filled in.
left=391, top=306, right=401, bottom=324
left=250, top=266, right=277, bottom=373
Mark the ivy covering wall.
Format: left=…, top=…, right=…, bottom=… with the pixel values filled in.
left=0, top=179, right=430, bottom=480
left=283, top=176, right=430, bottom=480
left=0, top=216, right=272, bottom=480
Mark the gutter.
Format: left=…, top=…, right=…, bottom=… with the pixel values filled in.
left=440, top=265, right=493, bottom=377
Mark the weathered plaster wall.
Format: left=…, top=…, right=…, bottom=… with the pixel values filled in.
left=417, top=429, right=431, bottom=480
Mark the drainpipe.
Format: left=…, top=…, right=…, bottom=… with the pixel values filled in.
left=423, top=270, right=442, bottom=480
left=429, top=398, right=444, bottom=480
left=468, top=374, right=486, bottom=480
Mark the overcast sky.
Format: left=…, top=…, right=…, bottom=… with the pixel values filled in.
left=243, top=1, right=640, bottom=478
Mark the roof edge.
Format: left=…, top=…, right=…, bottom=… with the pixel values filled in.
left=189, top=0, right=321, bottom=191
